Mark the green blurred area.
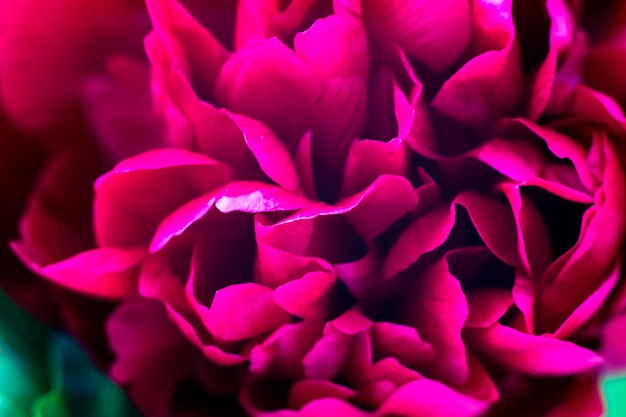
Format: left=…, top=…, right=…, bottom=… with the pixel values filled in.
left=0, top=289, right=141, bottom=417
left=602, top=371, right=626, bottom=417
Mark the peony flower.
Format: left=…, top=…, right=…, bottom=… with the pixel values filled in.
left=0, top=288, right=141, bottom=417
left=3, top=0, right=626, bottom=416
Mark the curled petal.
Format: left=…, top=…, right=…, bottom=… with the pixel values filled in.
left=377, top=378, right=488, bottom=417
left=383, top=203, right=456, bottom=279
left=466, top=323, right=603, bottom=375
left=13, top=246, right=145, bottom=299
left=150, top=181, right=311, bottom=252
left=204, top=283, right=291, bottom=342
left=95, top=148, right=233, bottom=247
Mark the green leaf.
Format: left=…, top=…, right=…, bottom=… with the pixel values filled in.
left=0, top=289, right=141, bottom=417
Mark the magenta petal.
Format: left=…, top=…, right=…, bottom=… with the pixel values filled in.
left=84, top=56, right=164, bottom=162
left=340, top=138, right=409, bottom=199
left=0, top=0, right=146, bottom=132
left=18, top=145, right=104, bottom=266
left=500, top=182, right=553, bottom=281
left=467, top=323, right=603, bottom=375
left=362, top=0, right=471, bottom=71
left=378, top=378, right=488, bottom=417
left=217, top=14, right=368, bottom=195
left=431, top=0, right=521, bottom=128
left=146, top=0, right=228, bottom=99
left=107, top=297, right=195, bottom=417
left=164, top=305, right=247, bottom=366
left=95, top=149, right=232, bottom=247
left=205, top=283, right=290, bottom=342
left=255, top=236, right=333, bottom=288
left=370, top=322, right=434, bottom=366
left=249, top=319, right=323, bottom=379
left=401, top=257, right=469, bottom=386
left=464, top=289, right=513, bottom=328
left=472, top=136, right=592, bottom=203
left=455, top=191, right=521, bottom=268
left=383, top=203, right=456, bottom=279
left=432, top=48, right=522, bottom=129
left=511, top=119, right=596, bottom=191
left=555, top=261, right=620, bottom=339
left=274, top=270, right=337, bottom=317
left=342, top=175, right=418, bottom=241
left=289, top=379, right=355, bottom=410
left=216, top=38, right=315, bottom=150
left=293, top=13, right=369, bottom=79
left=150, top=181, right=311, bottom=252
left=298, top=398, right=369, bottom=417
left=601, top=313, right=626, bottom=368
left=536, top=137, right=626, bottom=332
left=228, top=113, right=302, bottom=193
left=303, top=329, right=351, bottom=380
left=13, top=244, right=144, bottom=298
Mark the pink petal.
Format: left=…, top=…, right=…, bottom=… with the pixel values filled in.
left=294, top=132, right=318, bottom=200
left=400, top=257, right=469, bottom=386
left=464, top=289, right=513, bottom=328
left=217, top=14, right=369, bottom=197
left=164, top=305, right=247, bottom=366
left=94, top=148, right=233, bottom=247
left=455, top=191, right=521, bottom=268
left=536, top=136, right=626, bottom=332
left=369, top=357, right=421, bottom=387
left=298, top=398, right=370, bottom=417
left=332, top=308, right=373, bottom=335
left=204, top=283, right=290, bottom=341
left=555, top=261, right=620, bottom=339
left=274, top=270, right=337, bottom=317
left=472, top=135, right=592, bottom=203
left=342, top=175, right=418, bottom=241
left=0, top=0, right=148, bottom=132
left=250, top=319, right=323, bottom=379
left=467, top=323, right=603, bottom=375
left=457, top=351, right=498, bottom=402
left=377, top=378, right=488, bottom=417
left=18, top=145, right=104, bottom=266
left=150, top=181, right=311, bottom=252
left=431, top=0, right=521, bottom=129
left=146, top=0, right=228, bottom=99
left=545, top=374, right=603, bottom=417
left=500, top=182, right=553, bottom=281
left=138, top=252, right=189, bottom=310
left=229, top=113, right=302, bottom=193
left=107, top=297, right=196, bottom=417
left=255, top=236, right=333, bottom=288
left=383, top=203, right=456, bottom=279
left=289, top=380, right=355, bottom=410
left=83, top=56, right=164, bottom=163
left=340, top=138, right=409, bottom=199
left=601, top=313, right=626, bottom=368
left=13, top=245, right=145, bottom=298
left=370, top=322, right=434, bottom=366
left=303, top=329, right=352, bottom=380
left=333, top=249, right=379, bottom=298
left=362, top=0, right=471, bottom=71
